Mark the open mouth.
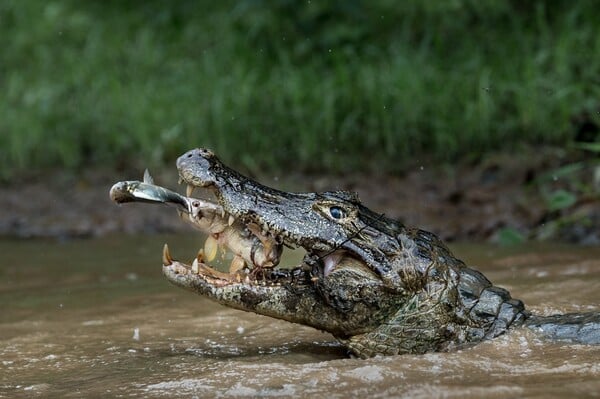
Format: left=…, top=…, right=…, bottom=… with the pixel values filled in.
left=109, top=165, right=361, bottom=289
left=162, top=183, right=315, bottom=288
left=108, top=171, right=319, bottom=288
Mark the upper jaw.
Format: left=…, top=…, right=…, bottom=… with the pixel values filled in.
left=176, top=182, right=368, bottom=287
left=175, top=148, right=380, bottom=282
left=176, top=149, right=320, bottom=253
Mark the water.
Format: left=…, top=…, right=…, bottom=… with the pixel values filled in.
left=1, top=236, right=599, bottom=398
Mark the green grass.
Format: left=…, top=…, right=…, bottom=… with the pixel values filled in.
left=1, top=0, right=599, bottom=180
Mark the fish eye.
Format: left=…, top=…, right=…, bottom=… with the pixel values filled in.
left=329, top=206, right=346, bottom=220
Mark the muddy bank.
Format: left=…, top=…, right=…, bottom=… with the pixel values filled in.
left=0, top=148, right=598, bottom=244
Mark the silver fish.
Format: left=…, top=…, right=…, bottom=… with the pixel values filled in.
left=109, top=169, right=190, bottom=212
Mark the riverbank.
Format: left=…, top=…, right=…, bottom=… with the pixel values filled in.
left=1, top=147, right=597, bottom=244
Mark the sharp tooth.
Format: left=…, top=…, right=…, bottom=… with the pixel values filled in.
left=162, top=243, right=173, bottom=265
left=204, top=235, right=218, bottom=262
left=244, top=275, right=251, bottom=284
left=228, top=215, right=235, bottom=226
left=191, top=257, right=199, bottom=273
left=229, top=255, right=245, bottom=274
left=186, top=184, right=195, bottom=197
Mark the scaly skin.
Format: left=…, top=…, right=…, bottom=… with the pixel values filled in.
left=169, top=148, right=528, bottom=357
left=111, top=148, right=600, bottom=357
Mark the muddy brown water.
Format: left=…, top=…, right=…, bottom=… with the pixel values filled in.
left=1, top=235, right=599, bottom=398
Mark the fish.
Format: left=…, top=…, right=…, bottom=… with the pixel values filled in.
left=109, top=169, right=191, bottom=212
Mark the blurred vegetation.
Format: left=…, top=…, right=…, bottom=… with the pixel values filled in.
left=1, top=0, right=599, bottom=180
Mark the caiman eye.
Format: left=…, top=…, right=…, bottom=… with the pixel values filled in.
left=329, top=206, right=346, bottom=220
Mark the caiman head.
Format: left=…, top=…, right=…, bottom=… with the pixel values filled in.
left=138, top=148, right=526, bottom=357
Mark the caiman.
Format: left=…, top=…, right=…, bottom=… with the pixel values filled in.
left=109, top=148, right=600, bottom=358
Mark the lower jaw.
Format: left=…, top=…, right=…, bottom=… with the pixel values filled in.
left=161, top=243, right=311, bottom=288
